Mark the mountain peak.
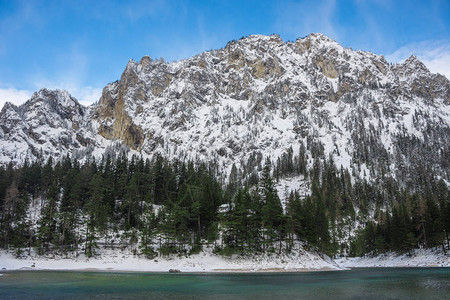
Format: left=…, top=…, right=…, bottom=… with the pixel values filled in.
left=0, top=101, right=18, bottom=114
left=29, top=88, right=80, bottom=108
left=241, top=34, right=283, bottom=42
left=302, top=32, right=340, bottom=46
left=403, top=54, right=428, bottom=70
left=139, top=55, right=152, bottom=67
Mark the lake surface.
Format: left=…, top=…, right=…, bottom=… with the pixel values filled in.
left=0, top=268, right=449, bottom=299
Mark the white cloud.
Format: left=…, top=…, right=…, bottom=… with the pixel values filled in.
left=386, top=40, right=450, bottom=80
left=76, top=86, right=103, bottom=106
left=0, top=88, right=32, bottom=110
left=32, top=79, right=102, bottom=107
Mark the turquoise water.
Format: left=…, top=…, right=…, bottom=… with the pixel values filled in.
left=0, top=268, right=449, bottom=299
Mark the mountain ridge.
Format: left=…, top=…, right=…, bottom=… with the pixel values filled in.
left=0, top=33, right=449, bottom=189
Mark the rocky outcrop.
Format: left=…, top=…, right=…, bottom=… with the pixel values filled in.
left=96, top=64, right=145, bottom=150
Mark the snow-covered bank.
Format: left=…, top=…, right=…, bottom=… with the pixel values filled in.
left=3, top=246, right=448, bottom=272
left=0, top=246, right=339, bottom=272
left=335, top=248, right=450, bottom=268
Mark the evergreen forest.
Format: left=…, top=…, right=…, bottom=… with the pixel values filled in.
left=0, top=151, right=449, bottom=259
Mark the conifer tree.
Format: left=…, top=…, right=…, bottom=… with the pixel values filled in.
left=36, top=181, right=59, bottom=254
left=260, top=163, right=284, bottom=252
left=140, top=203, right=157, bottom=258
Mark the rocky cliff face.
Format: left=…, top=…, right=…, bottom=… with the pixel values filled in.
left=0, top=33, right=449, bottom=185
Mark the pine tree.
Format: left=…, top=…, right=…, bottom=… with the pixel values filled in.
left=260, top=163, right=284, bottom=252
left=0, top=181, right=20, bottom=248
left=139, top=203, right=157, bottom=258
left=36, top=181, right=59, bottom=254
left=84, top=172, right=110, bottom=256
left=314, top=196, right=331, bottom=255
left=424, top=196, right=444, bottom=248
left=9, top=191, right=32, bottom=253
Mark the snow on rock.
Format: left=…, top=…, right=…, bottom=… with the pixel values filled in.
left=275, top=176, right=310, bottom=211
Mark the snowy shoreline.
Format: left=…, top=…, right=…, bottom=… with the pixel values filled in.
left=1, top=247, right=449, bottom=273
left=335, top=248, right=450, bottom=268
left=0, top=246, right=341, bottom=273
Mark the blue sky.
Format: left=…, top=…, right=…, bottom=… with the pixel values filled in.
left=0, top=0, right=449, bottom=108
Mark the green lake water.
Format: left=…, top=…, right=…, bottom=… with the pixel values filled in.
left=0, top=268, right=449, bottom=299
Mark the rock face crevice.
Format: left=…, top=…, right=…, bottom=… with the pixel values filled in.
left=95, top=62, right=147, bottom=151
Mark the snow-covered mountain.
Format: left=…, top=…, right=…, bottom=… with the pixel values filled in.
left=0, top=89, right=91, bottom=161
left=1, top=33, right=449, bottom=185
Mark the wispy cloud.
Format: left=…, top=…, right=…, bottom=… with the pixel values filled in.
left=0, top=0, right=44, bottom=56
left=29, top=41, right=103, bottom=106
left=352, top=0, right=390, bottom=51
left=386, top=40, right=450, bottom=80
left=0, top=88, right=32, bottom=110
left=274, top=0, right=339, bottom=41
left=122, top=0, right=170, bottom=22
